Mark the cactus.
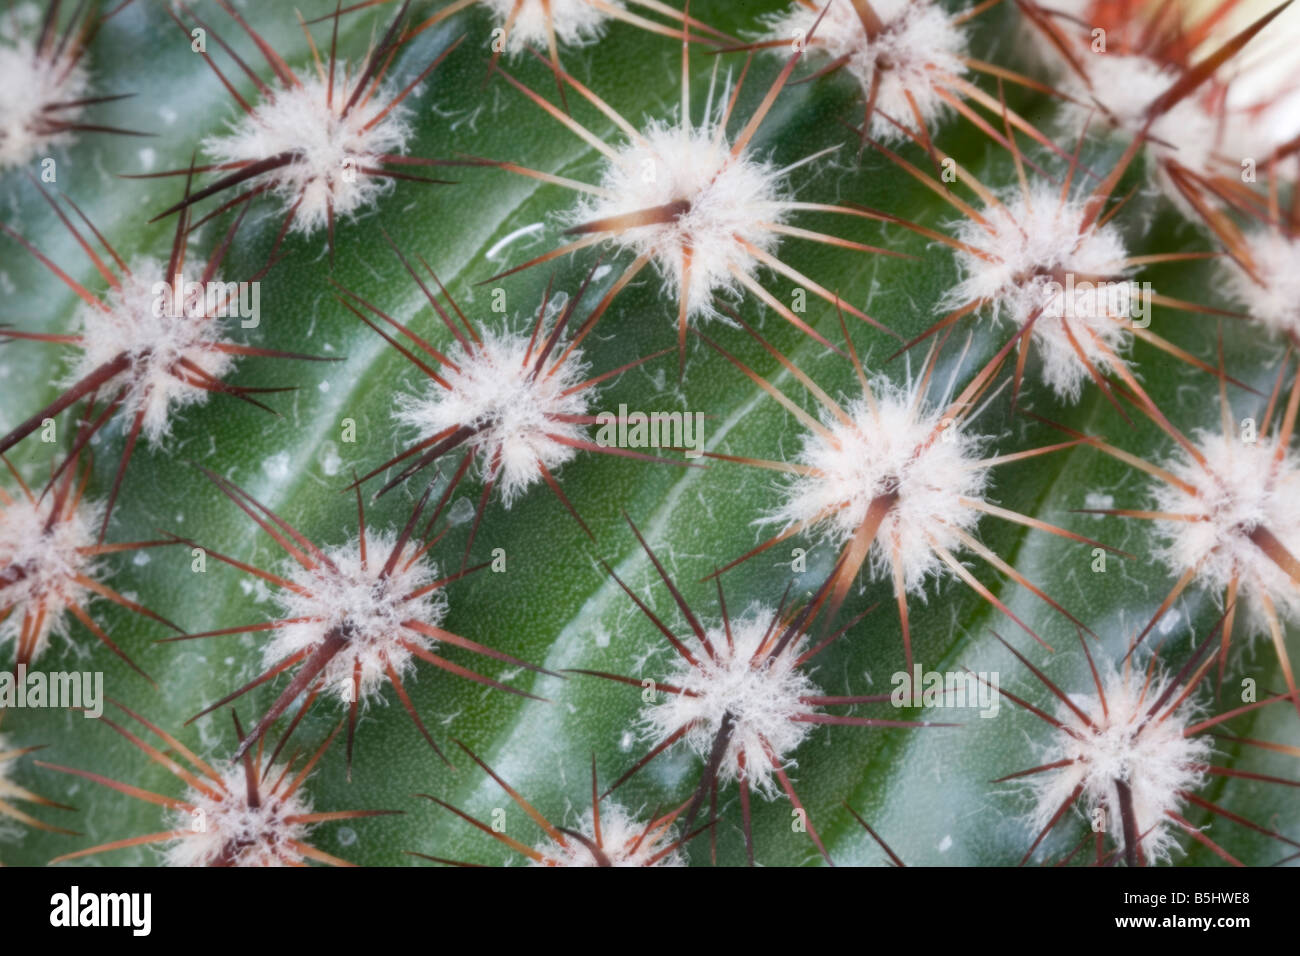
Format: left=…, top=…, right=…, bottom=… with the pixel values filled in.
left=1, top=0, right=1298, bottom=869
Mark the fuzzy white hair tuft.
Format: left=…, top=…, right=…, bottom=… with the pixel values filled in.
left=1025, top=664, right=1210, bottom=864
left=394, top=328, right=591, bottom=507
left=483, top=0, right=620, bottom=54
left=532, top=802, right=685, bottom=866
left=0, top=22, right=90, bottom=169
left=68, top=258, right=238, bottom=444
left=644, top=603, right=820, bottom=797
left=946, top=182, right=1135, bottom=401
left=1150, top=430, right=1300, bottom=636
left=762, top=0, right=968, bottom=143
left=164, top=763, right=313, bottom=867
left=1222, top=230, right=1300, bottom=340
left=563, top=115, right=795, bottom=323
left=770, top=379, right=990, bottom=594
left=265, top=531, right=448, bottom=705
left=204, top=67, right=414, bottom=236
left=1058, top=52, right=1224, bottom=204
left=0, top=492, right=101, bottom=661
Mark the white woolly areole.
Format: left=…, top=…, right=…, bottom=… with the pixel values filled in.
left=0, top=34, right=90, bottom=169
left=946, top=183, right=1135, bottom=401
left=0, top=492, right=100, bottom=660
left=565, top=119, right=793, bottom=321
left=644, top=605, right=820, bottom=797
left=164, top=764, right=312, bottom=867
left=1026, top=665, right=1210, bottom=864
left=1150, top=431, right=1300, bottom=635
left=531, top=803, right=685, bottom=867
left=394, top=329, right=591, bottom=507
left=762, top=0, right=967, bottom=143
left=263, top=532, right=448, bottom=705
left=67, top=258, right=237, bottom=444
left=1060, top=53, right=1222, bottom=195
left=1222, top=231, right=1300, bottom=339
left=770, top=383, right=989, bottom=594
left=483, top=0, right=619, bottom=54
left=204, top=69, right=413, bottom=236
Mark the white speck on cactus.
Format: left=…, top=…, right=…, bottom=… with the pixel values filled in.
left=1025, top=665, right=1210, bottom=865
left=1150, top=431, right=1300, bottom=635
left=69, top=259, right=238, bottom=444
left=769, top=380, right=990, bottom=594
left=946, top=182, right=1135, bottom=401
left=645, top=604, right=820, bottom=796
left=531, top=803, right=684, bottom=866
left=564, top=117, right=793, bottom=322
left=204, top=68, right=414, bottom=236
left=762, top=0, right=968, bottom=143
left=0, top=492, right=100, bottom=661
left=265, top=532, right=448, bottom=705
left=261, top=451, right=292, bottom=482
left=394, top=329, right=591, bottom=507
left=164, top=763, right=313, bottom=867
